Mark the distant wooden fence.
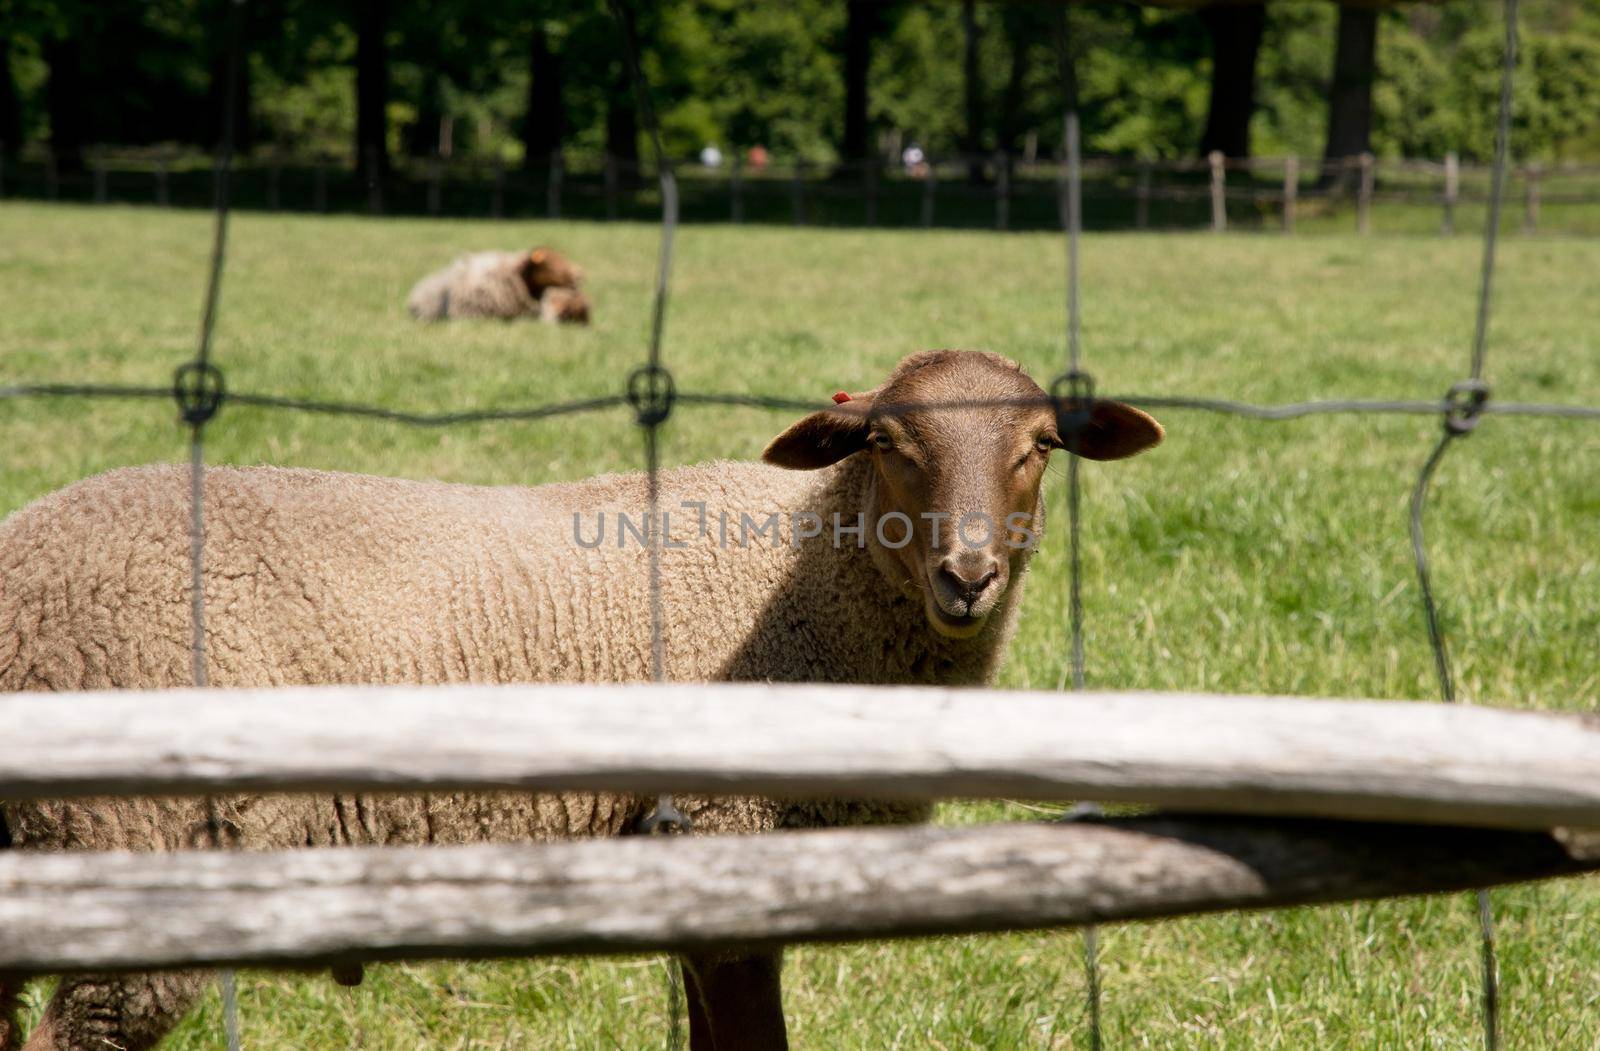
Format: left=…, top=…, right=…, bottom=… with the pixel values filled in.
left=3, top=145, right=1596, bottom=234
left=3, top=683, right=1598, bottom=974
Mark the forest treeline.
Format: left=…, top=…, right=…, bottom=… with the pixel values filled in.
left=2, top=1, right=1598, bottom=178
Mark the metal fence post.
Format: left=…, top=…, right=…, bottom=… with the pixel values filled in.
left=730, top=155, right=744, bottom=223
left=604, top=153, right=619, bottom=221
left=1209, top=150, right=1226, bottom=232
left=1443, top=151, right=1459, bottom=235
left=921, top=164, right=937, bottom=228
left=995, top=151, right=1010, bottom=231
left=1136, top=161, right=1151, bottom=230
left=1523, top=164, right=1540, bottom=234
left=427, top=156, right=442, bottom=216
left=1283, top=156, right=1298, bottom=234
left=1357, top=152, right=1374, bottom=235
left=547, top=152, right=563, bottom=219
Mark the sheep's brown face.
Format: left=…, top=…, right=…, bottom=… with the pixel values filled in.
left=764, top=350, right=1164, bottom=639
left=519, top=248, right=584, bottom=296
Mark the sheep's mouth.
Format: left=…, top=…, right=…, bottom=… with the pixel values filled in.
left=926, top=599, right=988, bottom=639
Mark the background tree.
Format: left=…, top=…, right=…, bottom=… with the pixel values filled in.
left=1197, top=1, right=1267, bottom=158
left=1323, top=2, right=1379, bottom=173
left=354, top=0, right=388, bottom=182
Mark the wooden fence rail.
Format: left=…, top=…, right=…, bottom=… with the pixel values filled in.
left=5, top=684, right=1600, bottom=829
left=2, top=817, right=1595, bottom=974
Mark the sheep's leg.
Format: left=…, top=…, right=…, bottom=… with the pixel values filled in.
left=680, top=950, right=788, bottom=1051
left=23, top=971, right=208, bottom=1051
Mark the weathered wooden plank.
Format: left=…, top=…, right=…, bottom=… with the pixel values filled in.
left=1, top=818, right=1595, bottom=974
left=5, top=684, right=1600, bottom=829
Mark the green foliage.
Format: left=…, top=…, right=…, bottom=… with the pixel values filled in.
left=1, top=0, right=1600, bottom=164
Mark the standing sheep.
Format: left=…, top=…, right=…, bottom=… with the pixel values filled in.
left=0, top=350, right=1163, bottom=1051
left=405, top=246, right=590, bottom=324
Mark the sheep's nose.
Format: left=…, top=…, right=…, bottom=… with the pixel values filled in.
left=938, top=560, right=999, bottom=607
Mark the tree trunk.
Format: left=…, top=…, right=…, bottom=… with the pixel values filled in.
left=962, top=0, right=983, bottom=182
left=999, top=9, right=1035, bottom=157
left=42, top=36, right=85, bottom=173
left=522, top=23, right=563, bottom=171
left=1198, top=3, right=1266, bottom=159
left=206, top=23, right=252, bottom=154
left=0, top=34, right=20, bottom=153
left=406, top=72, right=443, bottom=158
left=606, top=69, right=638, bottom=180
left=1323, top=4, right=1379, bottom=172
left=355, top=0, right=390, bottom=182
left=841, top=0, right=876, bottom=163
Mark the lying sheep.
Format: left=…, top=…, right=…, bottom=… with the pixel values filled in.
left=0, top=350, right=1163, bottom=1051
left=405, top=246, right=590, bottom=324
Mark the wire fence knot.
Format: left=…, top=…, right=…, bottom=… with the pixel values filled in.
left=1051, top=369, right=1096, bottom=439
left=173, top=361, right=225, bottom=426
left=1444, top=379, right=1491, bottom=435
left=628, top=364, right=676, bottom=428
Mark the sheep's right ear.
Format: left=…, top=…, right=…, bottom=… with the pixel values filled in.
left=763, top=395, right=875, bottom=470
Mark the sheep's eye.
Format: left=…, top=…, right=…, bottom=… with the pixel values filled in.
left=870, top=432, right=894, bottom=451
left=1034, top=438, right=1054, bottom=455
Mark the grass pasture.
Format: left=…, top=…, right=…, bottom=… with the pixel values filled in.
left=1, top=200, right=1599, bottom=1048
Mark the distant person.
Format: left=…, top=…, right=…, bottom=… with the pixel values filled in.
left=700, top=145, right=723, bottom=169
left=747, top=144, right=769, bottom=172
left=902, top=143, right=928, bottom=178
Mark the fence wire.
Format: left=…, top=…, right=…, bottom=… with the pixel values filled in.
left=0, top=0, right=1590, bottom=1048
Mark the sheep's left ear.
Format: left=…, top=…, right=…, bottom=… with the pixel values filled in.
left=763, top=392, right=877, bottom=470
left=1054, top=398, right=1164, bottom=461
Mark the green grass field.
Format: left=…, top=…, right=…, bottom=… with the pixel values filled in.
left=2, top=201, right=1598, bottom=1048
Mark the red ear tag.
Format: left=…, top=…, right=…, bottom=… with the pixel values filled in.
left=832, top=391, right=852, bottom=404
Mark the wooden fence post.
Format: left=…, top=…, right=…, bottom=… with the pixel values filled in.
left=365, top=146, right=384, bottom=214
left=1523, top=164, right=1540, bottom=234
left=995, top=151, right=1010, bottom=231
left=426, top=157, right=442, bottom=216
left=1357, top=152, right=1374, bottom=235
left=490, top=158, right=504, bottom=219
left=1208, top=150, right=1226, bottom=232
left=730, top=155, right=744, bottom=223
left=267, top=156, right=282, bottom=211
left=1443, top=151, right=1459, bottom=235
left=864, top=160, right=878, bottom=227
left=92, top=153, right=107, bottom=204
left=547, top=153, right=563, bottom=219
left=921, top=165, right=937, bottom=228
left=1136, top=161, right=1151, bottom=230
left=153, top=155, right=167, bottom=207
left=0, top=144, right=6, bottom=198
left=791, top=159, right=806, bottom=225
left=313, top=159, right=328, bottom=213
left=604, top=154, right=619, bottom=220
left=1282, top=156, right=1298, bottom=233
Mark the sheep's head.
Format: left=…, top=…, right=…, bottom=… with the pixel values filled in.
left=763, top=350, right=1163, bottom=639
left=519, top=247, right=584, bottom=296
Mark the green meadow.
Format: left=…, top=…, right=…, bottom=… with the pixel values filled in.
left=2, top=201, right=1597, bottom=1048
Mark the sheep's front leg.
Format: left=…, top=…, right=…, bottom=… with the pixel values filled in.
left=680, top=950, right=788, bottom=1051
left=23, top=971, right=208, bottom=1051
